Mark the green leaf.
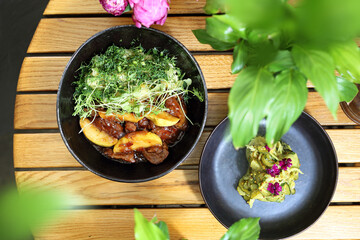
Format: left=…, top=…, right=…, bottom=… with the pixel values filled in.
left=232, top=41, right=248, bottom=74
left=192, top=29, right=236, bottom=51
left=220, top=217, right=260, bottom=240
left=336, top=76, right=359, bottom=102
left=156, top=221, right=170, bottom=239
left=0, top=187, right=69, bottom=240
left=267, top=50, right=294, bottom=73
left=204, top=0, right=226, bottom=14
left=265, top=69, right=308, bottom=144
left=206, top=17, right=241, bottom=43
left=123, top=4, right=132, bottom=13
left=213, top=14, right=247, bottom=40
left=228, top=67, right=274, bottom=148
left=134, top=209, right=168, bottom=240
left=291, top=44, right=339, bottom=117
left=329, top=41, right=360, bottom=83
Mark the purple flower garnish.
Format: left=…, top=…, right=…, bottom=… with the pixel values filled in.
left=267, top=182, right=282, bottom=195
left=266, top=164, right=280, bottom=177
left=265, top=145, right=271, bottom=152
left=279, top=158, right=292, bottom=171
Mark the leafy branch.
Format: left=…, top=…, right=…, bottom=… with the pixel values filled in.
left=193, top=0, right=360, bottom=148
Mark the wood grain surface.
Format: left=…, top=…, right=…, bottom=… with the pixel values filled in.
left=31, top=207, right=360, bottom=239
left=13, top=129, right=360, bottom=168
left=28, top=17, right=211, bottom=53
left=13, top=92, right=354, bottom=129
left=15, top=168, right=360, bottom=204
left=17, top=55, right=235, bottom=91
left=44, top=0, right=206, bottom=15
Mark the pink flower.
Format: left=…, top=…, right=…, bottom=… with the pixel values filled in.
left=130, top=0, right=169, bottom=28
left=265, top=145, right=271, bottom=152
left=99, top=0, right=129, bottom=16
left=266, top=164, right=280, bottom=177
left=279, top=158, right=292, bottom=171
left=267, top=182, right=282, bottom=195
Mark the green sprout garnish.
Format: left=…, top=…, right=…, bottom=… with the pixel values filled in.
left=73, top=45, right=202, bottom=119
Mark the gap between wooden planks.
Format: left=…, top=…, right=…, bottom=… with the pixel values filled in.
left=13, top=129, right=360, bottom=168
left=27, top=17, right=360, bottom=53
left=15, top=168, right=360, bottom=205
left=14, top=92, right=354, bottom=130
left=44, top=0, right=206, bottom=15
left=31, top=207, right=360, bottom=239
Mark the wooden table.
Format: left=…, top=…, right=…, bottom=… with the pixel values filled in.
left=14, top=0, right=360, bottom=239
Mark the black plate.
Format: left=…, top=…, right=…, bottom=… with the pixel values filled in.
left=57, top=26, right=208, bottom=182
left=199, top=113, right=337, bottom=239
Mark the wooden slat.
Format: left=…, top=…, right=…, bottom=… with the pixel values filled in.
left=14, top=168, right=360, bottom=204
left=14, top=92, right=354, bottom=129
left=13, top=132, right=209, bottom=168
left=17, top=55, right=235, bottom=92
left=44, top=0, right=206, bottom=15
left=13, top=129, right=360, bottom=168
left=32, top=206, right=360, bottom=239
left=17, top=56, right=317, bottom=92
left=26, top=18, right=360, bottom=53
left=28, top=17, right=211, bottom=53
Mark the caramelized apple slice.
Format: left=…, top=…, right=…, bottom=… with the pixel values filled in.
left=146, top=112, right=180, bottom=127
left=98, top=111, right=143, bottom=123
left=80, top=118, right=118, bottom=147
left=113, top=131, right=162, bottom=153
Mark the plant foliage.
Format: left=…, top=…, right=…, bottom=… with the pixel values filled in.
left=193, top=0, right=360, bottom=148
left=134, top=209, right=260, bottom=240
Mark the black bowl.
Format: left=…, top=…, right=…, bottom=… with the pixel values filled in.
left=199, top=114, right=337, bottom=239
left=57, top=25, right=208, bottom=182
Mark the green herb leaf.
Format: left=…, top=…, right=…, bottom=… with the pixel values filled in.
left=291, top=44, right=339, bottom=117
left=220, top=217, right=260, bottom=240
left=206, top=17, right=241, bottom=43
left=329, top=41, right=360, bottom=83
left=192, top=29, right=236, bottom=51
left=0, top=187, right=69, bottom=240
left=336, top=76, right=359, bottom=102
left=267, top=50, right=294, bottom=73
left=123, top=4, right=132, bottom=13
left=204, top=0, right=226, bottom=14
left=213, top=14, right=247, bottom=40
left=232, top=41, right=248, bottom=74
left=156, top=221, right=170, bottom=239
left=265, top=69, right=308, bottom=144
left=134, top=209, right=168, bottom=240
left=228, top=67, right=274, bottom=148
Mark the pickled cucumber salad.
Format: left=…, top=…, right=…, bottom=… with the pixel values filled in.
left=237, top=136, right=303, bottom=208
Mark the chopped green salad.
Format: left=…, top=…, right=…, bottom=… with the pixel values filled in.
left=73, top=45, right=203, bottom=119
left=237, top=136, right=303, bottom=208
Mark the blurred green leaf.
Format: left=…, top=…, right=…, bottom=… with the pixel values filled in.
left=206, top=17, right=241, bottom=43
left=134, top=209, right=168, bottom=240
left=192, top=29, right=236, bottom=51
left=228, top=67, right=274, bottom=148
left=265, top=69, right=308, bottom=144
left=329, top=41, right=360, bottom=83
left=0, top=187, right=68, bottom=240
left=226, top=0, right=287, bottom=29
left=247, top=40, right=278, bottom=67
left=204, top=0, right=226, bottom=14
left=213, top=14, right=247, bottom=40
left=292, top=44, right=339, bottom=117
left=155, top=221, right=169, bottom=239
left=220, top=217, right=260, bottom=240
left=267, top=50, right=294, bottom=73
left=295, top=0, right=360, bottom=46
left=336, top=76, right=359, bottom=102
left=232, top=41, right=248, bottom=74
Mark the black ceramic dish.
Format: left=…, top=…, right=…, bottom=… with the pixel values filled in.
left=57, top=25, right=207, bottom=183
left=199, top=113, right=337, bottom=239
